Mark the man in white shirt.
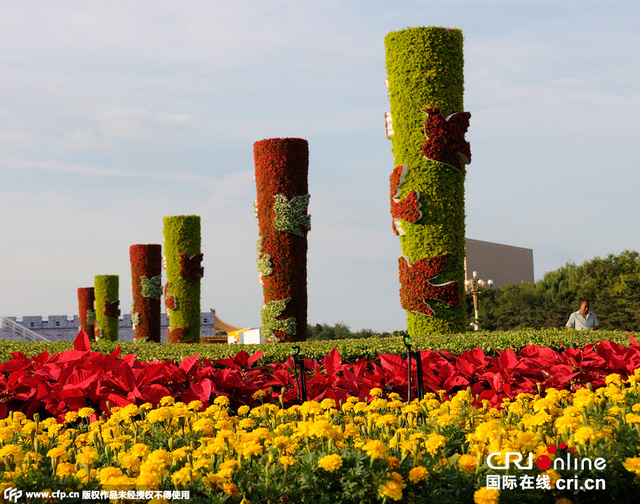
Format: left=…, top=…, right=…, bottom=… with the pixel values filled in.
left=566, top=300, right=599, bottom=331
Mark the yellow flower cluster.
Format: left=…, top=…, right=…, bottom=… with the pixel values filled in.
left=0, top=370, right=639, bottom=502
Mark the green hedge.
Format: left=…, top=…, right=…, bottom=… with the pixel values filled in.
left=1, top=329, right=635, bottom=366
left=94, top=275, right=119, bottom=341
left=385, top=26, right=467, bottom=334
left=163, top=215, right=202, bottom=344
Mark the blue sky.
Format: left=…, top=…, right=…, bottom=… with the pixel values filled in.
left=1, top=1, right=639, bottom=332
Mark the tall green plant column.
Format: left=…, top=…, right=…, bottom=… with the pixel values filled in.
left=77, top=287, right=96, bottom=340
left=94, top=275, right=120, bottom=341
left=254, top=138, right=310, bottom=343
left=163, top=215, right=203, bottom=344
left=130, top=244, right=162, bottom=342
left=385, top=27, right=471, bottom=334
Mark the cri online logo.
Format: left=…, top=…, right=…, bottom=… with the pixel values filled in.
left=487, top=442, right=607, bottom=471
left=3, top=487, right=23, bottom=503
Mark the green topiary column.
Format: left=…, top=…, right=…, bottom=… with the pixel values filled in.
left=254, top=138, right=310, bottom=343
left=130, top=244, right=162, bottom=342
left=94, top=275, right=120, bottom=341
left=385, top=26, right=471, bottom=334
left=163, top=215, right=203, bottom=343
left=77, top=287, right=96, bottom=340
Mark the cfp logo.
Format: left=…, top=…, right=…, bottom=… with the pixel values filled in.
left=3, top=487, right=22, bottom=503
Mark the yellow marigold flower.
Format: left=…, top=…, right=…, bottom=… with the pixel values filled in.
left=363, top=439, right=388, bottom=460
left=408, top=466, right=429, bottom=483
left=573, top=388, right=596, bottom=408
left=238, top=418, right=255, bottom=430
left=606, top=374, right=622, bottom=386
left=98, top=466, right=124, bottom=483
left=608, top=406, right=623, bottom=416
left=78, top=407, right=95, bottom=419
left=129, top=443, right=150, bottom=459
left=378, top=478, right=404, bottom=501
left=458, top=454, right=477, bottom=472
left=55, top=462, right=75, bottom=477
left=46, top=446, right=68, bottom=462
left=369, top=398, right=388, bottom=410
left=241, top=441, right=263, bottom=458
left=554, top=414, right=580, bottom=432
left=376, top=414, right=399, bottom=428
left=223, top=482, right=239, bottom=497
left=188, top=400, right=204, bottom=410
left=64, top=411, right=79, bottom=423
left=388, top=456, right=400, bottom=469
left=147, top=449, right=172, bottom=467
left=147, top=407, right=172, bottom=423
left=136, top=469, right=162, bottom=489
left=370, top=387, right=383, bottom=397
left=160, top=396, right=175, bottom=406
left=424, top=434, right=446, bottom=456
left=318, top=454, right=343, bottom=472
left=214, top=396, right=230, bottom=407
left=0, top=444, right=23, bottom=464
left=300, top=401, right=323, bottom=416
left=279, top=455, right=297, bottom=467
left=171, top=466, right=193, bottom=487
left=252, top=390, right=267, bottom=401
left=514, top=431, right=541, bottom=452
left=474, top=487, right=499, bottom=504
left=389, top=392, right=401, bottom=400
left=321, top=398, right=336, bottom=410
left=625, top=412, right=640, bottom=424
left=544, top=469, right=561, bottom=488
left=236, top=405, right=251, bottom=416
left=573, top=426, right=597, bottom=445
left=353, top=402, right=368, bottom=413
left=623, top=457, right=640, bottom=476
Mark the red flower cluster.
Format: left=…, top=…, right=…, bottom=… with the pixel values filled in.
left=103, top=300, right=121, bottom=319
left=398, top=254, right=460, bottom=316
left=254, top=138, right=309, bottom=342
left=1, top=332, right=640, bottom=421
left=168, top=326, right=190, bottom=344
left=422, top=107, right=471, bottom=172
left=179, top=253, right=204, bottom=283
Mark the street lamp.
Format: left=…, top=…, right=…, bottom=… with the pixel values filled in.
left=464, top=271, right=493, bottom=331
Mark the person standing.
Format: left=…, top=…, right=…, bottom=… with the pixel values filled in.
left=566, top=300, right=600, bottom=330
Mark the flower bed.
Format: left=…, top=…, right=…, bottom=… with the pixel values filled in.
left=2, top=332, right=640, bottom=422
left=1, top=375, right=640, bottom=503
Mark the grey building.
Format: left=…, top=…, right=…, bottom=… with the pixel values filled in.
left=465, top=238, right=534, bottom=287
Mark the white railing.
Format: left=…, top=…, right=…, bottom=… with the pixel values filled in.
left=1, top=318, right=51, bottom=342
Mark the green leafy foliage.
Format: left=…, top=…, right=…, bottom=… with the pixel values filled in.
left=0, top=329, right=635, bottom=366
left=470, top=250, right=640, bottom=331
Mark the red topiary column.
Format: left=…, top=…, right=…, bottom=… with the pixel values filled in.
left=254, top=138, right=310, bottom=343
left=130, top=244, right=162, bottom=342
left=77, top=287, right=96, bottom=340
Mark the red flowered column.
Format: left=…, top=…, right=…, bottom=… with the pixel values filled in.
left=130, top=244, right=162, bottom=342
left=254, top=138, right=310, bottom=343
left=77, top=287, right=96, bottom=340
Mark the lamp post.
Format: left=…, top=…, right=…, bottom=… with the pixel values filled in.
left=464, top=271, right=493, bottom=330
